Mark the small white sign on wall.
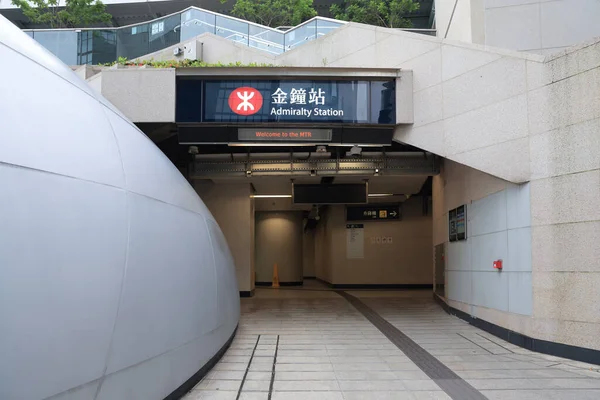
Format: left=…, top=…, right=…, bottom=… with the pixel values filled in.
left=346, top=224, right=364, bottom=259
left=370, top=236, right=393, bottom=244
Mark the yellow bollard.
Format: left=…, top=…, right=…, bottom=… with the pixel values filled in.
left=272, top=263, right=280, bottom=288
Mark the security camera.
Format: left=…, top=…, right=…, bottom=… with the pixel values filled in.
left=349, top=145, right=362, bottom=156
left=188, top=146, right=199, bottom=154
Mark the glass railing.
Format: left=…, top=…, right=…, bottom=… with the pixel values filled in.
left=22, top=6, right=346, bottom=65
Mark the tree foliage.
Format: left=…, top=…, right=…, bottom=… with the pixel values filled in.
left=11, top=0, right=112, bottom=28
left=330, top=0, right=420, bottom=28
left=221, top=0, right=317, bottom=28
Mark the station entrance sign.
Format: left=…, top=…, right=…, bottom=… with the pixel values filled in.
left=176, top=77, right=396, bottom=125
left=203, top=79, right=394, bottom=124
left=228, top=87, right=263, bottom=116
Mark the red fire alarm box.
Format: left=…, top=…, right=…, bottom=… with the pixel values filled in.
left=493, top=259, right=503, bottom=270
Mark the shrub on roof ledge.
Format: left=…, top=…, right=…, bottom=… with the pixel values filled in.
left=97, top=57, right=276, bottom=68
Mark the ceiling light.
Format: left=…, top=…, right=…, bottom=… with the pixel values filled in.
left=227, top=143, right=315, bottom=147
left=368, top=193, right=394, bottom=197
left=250, top=194, right=292, bottom=198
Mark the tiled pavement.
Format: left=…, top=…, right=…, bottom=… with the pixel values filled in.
left=182, top=284, right=600, bottom=400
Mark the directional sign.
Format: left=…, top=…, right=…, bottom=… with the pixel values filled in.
left=346, top=204, right=401, bottom=221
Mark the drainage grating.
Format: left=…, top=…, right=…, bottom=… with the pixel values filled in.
left=337, top=291, right=488, bottom=400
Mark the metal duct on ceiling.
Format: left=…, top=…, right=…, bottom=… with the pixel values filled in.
left=189, top=151, right=439, bottom=179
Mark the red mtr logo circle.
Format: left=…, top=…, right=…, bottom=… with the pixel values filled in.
left=228, top=87, right=263, bottom=116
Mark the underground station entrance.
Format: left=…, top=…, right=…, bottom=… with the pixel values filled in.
left=135, top=72, right=600, bottom=400
left=153, top=72, right=439, bottom=291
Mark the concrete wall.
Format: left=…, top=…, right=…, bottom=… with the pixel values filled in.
left=100, top=68, right=176, bottom=123
left=316, top=197, right=432, bottom=285
left=435, top=0, right=478, bottom=42
left=255, top=211, right=303, bottom=284
left=426, top=32, right=600, bottom=350
left=439, top=160, right=532, bottom=315
left=194, top=182, right=255, bottom=293
left=303, top=228, right=316, bottom=278
left=315, top=211, right=334, bottom=284
left=435, top=0, right=600, bottom=55
left=434, top=159, right=534, bottom=340
left=526, top=38, right=600, bottom=351
left=483, top=0, right=600, bottom=55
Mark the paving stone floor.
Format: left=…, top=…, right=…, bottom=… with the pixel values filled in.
left=182, top=283, right=600, bottom=400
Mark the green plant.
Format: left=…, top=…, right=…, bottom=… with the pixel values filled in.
left=11, top=0, right=112, bottom=28
left=330, top=0, right=420, bottom=29
left=97, top=57, right=278, bottom=68
left=220, top=0, right=317, bottom=27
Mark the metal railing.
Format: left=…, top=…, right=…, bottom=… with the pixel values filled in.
left=22, top=6, right=346, bottom=65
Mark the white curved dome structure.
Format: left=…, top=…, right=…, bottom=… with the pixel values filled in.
left=0, top=15, right=240, bottom=400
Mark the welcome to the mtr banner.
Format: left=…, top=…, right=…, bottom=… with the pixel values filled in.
left=254, top=131, right=314, bottom=138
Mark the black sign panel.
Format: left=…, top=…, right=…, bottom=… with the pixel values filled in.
left=238, top=128, right=332, bottom=142
left=176, top=77, right=396, bottom=125
left=449, top=208, right=457, bottom=241
left=346, top=204, right=401, bottom=221
left=449, top=204, right=467, bottom=242
left=293, top=183, right=367, bottom=204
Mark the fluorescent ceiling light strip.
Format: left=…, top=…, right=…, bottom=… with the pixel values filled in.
left=251, top=194, right=292, bottom=198
left=251, top=193, right=395, bottom=198
left=228, top=143, right=317, bottom=147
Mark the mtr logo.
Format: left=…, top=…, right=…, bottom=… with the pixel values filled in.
left=228, top=87, right=263, bottom=116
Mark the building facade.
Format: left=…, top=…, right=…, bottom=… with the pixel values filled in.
left=1, top=0, right=600, bottom=398
left=67, top=5, right=600, bottom=357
